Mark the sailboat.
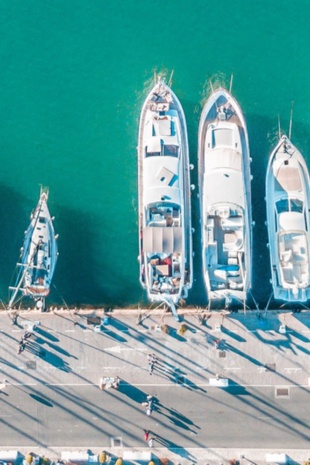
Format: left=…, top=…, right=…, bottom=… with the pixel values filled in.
left=266, top=134, right=310, bottom=302
left=198, top=87, right=253, bottom=306
left=138, top=78, right=193, bottom=319
left=9, top=187, right=58, bottom=311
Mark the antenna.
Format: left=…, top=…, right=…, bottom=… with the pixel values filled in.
left=229, top=74, right=234, bottom=93
left=278, top=114, right=281, bottom=139
left=168, top=69, right=174, bottom=87
left=288, top=101, right=294, bottom=139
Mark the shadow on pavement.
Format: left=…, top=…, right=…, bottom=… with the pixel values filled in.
left=34, top=326, right=59, bottom=342
left=30, top=393, right=53, bottom=407
left=119, top=381, right=148, bottom=404
left=153, top=434, right=197, bottom=461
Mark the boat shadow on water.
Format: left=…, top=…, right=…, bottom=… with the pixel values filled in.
left=0, top=184, right=27, bottom=297
left=54, top=204, right=103, bottom=306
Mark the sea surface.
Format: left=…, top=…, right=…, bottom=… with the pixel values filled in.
left=0, top=0, right=310, bottom=309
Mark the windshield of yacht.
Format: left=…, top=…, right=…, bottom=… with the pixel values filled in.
left=276, top=198, right=303, bottom=214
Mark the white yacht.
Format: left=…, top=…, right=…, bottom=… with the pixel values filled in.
left=266, top=135, right=310, bottom=302
left=198, top=88, right=252, bottom=305
left=138, top=80, right=193, bottom=318
left=9, top=188, right=58, bottom=310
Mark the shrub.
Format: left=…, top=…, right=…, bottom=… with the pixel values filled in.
left=178, top=323, right=187, bottom=335
left=41, top=457, right=50, bottom=465
left=159, top=459, right=169, bottom=465
left=99, top=452, right=106, bottom=464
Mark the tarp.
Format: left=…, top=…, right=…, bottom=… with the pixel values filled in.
left=266, top=454, right=287, bottom=464
left=0, top=451, right=19, bottom=461
left=143, top=226, right=182, bottom=253
left=123, top=451, right=151, bottom=461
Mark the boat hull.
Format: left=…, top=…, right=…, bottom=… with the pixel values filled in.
left=198, top=88, right=252, bottom=304
left=138, top=81, right=193, bottom=307
left=266, top=135, right=310, bottom=302
left=10, top=189, right=58, bottom=304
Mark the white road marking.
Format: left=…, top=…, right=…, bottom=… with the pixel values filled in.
left=42, top=382, right=310, bottom=388
left=105, top=346, right=147, bottom=353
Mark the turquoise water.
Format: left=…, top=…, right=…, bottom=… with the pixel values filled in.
left=0, top=0, right=310, bottom=308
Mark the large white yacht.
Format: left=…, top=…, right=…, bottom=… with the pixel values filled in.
left=9, top=188, right=58, bottom=311
left=198, top=88, right=252, bottom=305
left=266, top=135, right=310, bottom=302
left=138, top=80, right=192, bottom=318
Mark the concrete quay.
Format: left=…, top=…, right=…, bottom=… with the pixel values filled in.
left=0, top=308, right=309, bottom=465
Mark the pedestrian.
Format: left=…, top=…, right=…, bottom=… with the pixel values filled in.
left=112, top=376, right=120, bottom=389
left=99, top=377, right=106, bottom=390
left=214, top=339, right=221, bottom=349
left=11, top=313, right=18, bottom=326
left=148, top=437, right=155, bottom=448
left=18, top=339, right=25, bottom=355
left=148, top=362, right=154, bottom=375
left=143, top=429, right=149, bottom=441
left=23, top=331, right=33, bottom=341
left=147, top=353, right=157, bottom=363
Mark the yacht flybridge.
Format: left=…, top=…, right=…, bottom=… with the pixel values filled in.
left=138, top=79, right=193, bottom=319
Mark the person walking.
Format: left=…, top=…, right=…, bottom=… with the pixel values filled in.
left=22, top=331, right=33, bottom=342
left=143, top=429, right=149, bottom=441
left=112, top=376, right=120, bottom=389
left=214, top=338, right=221, bottom=349
left=147, top=353, right=157, bottom=375
left=17, top=339, right=25, bottom=355
left=148, top=437, right=155, bottom=448
left=148, top=361, right=154, bottom=375
left=147, top=353, right=157, bottom=363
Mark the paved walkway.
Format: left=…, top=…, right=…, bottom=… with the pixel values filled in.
left=0, top=308, right=309, bottom=464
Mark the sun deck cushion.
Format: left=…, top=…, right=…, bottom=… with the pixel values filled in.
left=143, top=226, right=182, bottom=253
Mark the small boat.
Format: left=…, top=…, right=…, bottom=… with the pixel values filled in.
left=138, top=79, right=193, bottom=318
left=9, top=188, right=58, bottom=310
left=198, top=88, right=252, bottom=305
left=266, top=135, right=310, bottom=302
